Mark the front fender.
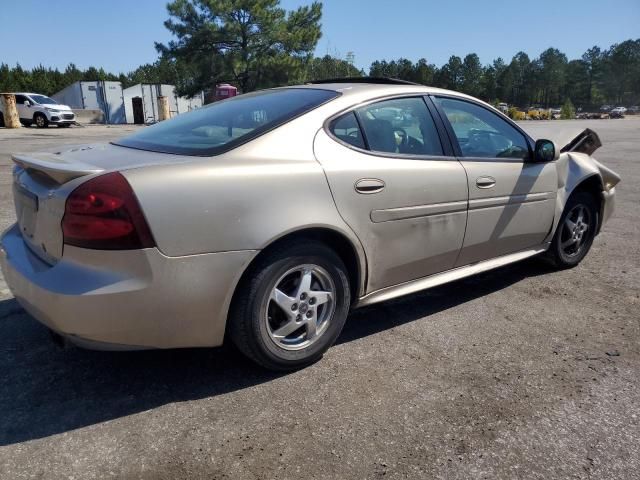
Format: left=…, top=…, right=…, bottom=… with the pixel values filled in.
left=546, top=152, right=620, bottom=242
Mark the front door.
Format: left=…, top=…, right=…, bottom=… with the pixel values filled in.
left=432, top=96, right=557, bottom=266
left=314, top=96, right=469, bottom=293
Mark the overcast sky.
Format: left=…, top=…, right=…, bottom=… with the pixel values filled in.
left=1, top=0, right=638, bottom=73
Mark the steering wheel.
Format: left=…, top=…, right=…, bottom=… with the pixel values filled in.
left=467, top=128, right=493, bottom=154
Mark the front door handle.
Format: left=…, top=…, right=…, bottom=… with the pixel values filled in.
left=355, top=178, right=385, bottom=194
left=476, top=176, right=496, bottom=189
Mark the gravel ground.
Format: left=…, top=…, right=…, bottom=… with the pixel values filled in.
left=0, top=120, right=638, bottom=479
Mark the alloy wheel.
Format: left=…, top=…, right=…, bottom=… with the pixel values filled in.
left=265, top=264, right=335, bottom=351
left=560, top=204, right=591, bottom=257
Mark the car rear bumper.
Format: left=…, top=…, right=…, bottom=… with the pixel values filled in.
left=0, top=224, right=256, bottom=349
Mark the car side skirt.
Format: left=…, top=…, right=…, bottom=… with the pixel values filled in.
left=356, top=244, right=549, bottom=307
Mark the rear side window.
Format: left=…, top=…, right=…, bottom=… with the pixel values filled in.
left=356, top=97, right=443, bottom=156
left=329, top=112, right=365, bottom=149
left=114, top=88, right=339, bottom=156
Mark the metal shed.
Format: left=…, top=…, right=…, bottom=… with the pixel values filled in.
left=52, top=81, right=126, bottom=124
left=122, top=84, right=204, bottom=124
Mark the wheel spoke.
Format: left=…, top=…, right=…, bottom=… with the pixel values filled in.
left=305, top=315, right=317, bottom=339
left=273, top=319, right=301, bottom=339
left=576, top=207, right=585, bottom=224
left=271, top=288, right=296, bottom=312
left=296, top=270, right=313, bottom=297
left=561, top=237, right=577, bottom=248
left=564, top=217, right=576, bottom=231
left=312, top=291, right=332, bottom=306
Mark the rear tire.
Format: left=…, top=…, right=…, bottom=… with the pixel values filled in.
left=34, top=113, right=48, bottom=128
left=544, top=191, right=598, bottom=269
left=229, top=240, right=351, bottom=371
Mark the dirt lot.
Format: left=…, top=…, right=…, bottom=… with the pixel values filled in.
left=0, top=119, right=638, bottom=479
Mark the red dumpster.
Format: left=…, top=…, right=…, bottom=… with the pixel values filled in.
left=215, top=83, right=238, bottom=101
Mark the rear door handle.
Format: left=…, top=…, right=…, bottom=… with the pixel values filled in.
left=476, top=176, right=496, bottom=189
left=355, top=178, right=385, bottom=194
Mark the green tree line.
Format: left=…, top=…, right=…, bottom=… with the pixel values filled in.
left=369, top=40, right=640, bottom=108
left=0, top=55, right=359, bottom=98
left=1, top=0, right=638, bottom=109
left=0, top=60, right=185, bottom=98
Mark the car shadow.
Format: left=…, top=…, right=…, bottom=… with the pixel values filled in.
left=0, top=257, right=554, bottom=446
left=337, top=257, right=552, bottom=344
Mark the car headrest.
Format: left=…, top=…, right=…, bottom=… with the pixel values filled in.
left=363, top=118, right=397, bottom=153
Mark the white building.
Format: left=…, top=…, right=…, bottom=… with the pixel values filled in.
left=122, top=84, right=204, bottom=124
left=53, top=81, right=126, bottom=124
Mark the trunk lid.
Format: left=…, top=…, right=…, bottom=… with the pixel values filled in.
left=11, top=143, right=193, bottom=263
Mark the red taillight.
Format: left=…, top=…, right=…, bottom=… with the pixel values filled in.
left=62, top=172, right=155, bottom=250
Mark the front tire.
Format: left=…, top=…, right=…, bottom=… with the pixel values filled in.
left=34, top=113, right=48, bottom=128
left=544, top=191, right=598, bottom=268
left=229, top=240, right=351, bottom=371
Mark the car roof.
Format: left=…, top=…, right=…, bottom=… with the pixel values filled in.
left=292, top=81, right=470, bottom=99
left=285, top=81, right=497, bottom=112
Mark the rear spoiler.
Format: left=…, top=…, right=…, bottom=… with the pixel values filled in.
left=560, top=128, right=602, bottom=156
left=12, top=153, right=104, bottom=184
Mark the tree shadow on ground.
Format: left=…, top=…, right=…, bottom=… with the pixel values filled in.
left=0, top=257, right=554, bottom=446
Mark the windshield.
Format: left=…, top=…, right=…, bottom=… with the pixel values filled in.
left=29, top=94, right=58, bottom=105
left=114, top=88, right=339, bottom=156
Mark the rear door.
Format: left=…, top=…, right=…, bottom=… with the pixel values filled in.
left=314, top=96, right=469, bottom=293
left=432, top=95, right=557, bottom=266
left=14, top=94, right=28, bottom=120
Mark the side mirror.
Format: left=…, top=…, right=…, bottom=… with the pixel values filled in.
left=23, top=101, right=31, bottom=107
left=534, top=139, right=559, bottom=162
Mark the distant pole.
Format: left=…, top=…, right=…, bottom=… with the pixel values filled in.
left=1, top=94, right=21, bottom=128
left=346, top=52, right=355, bottom=77
left=157, top=95, right=170, bottom=121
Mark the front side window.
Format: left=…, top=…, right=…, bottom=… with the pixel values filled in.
left=434, top=97, right=529, bottom=159
left=14, top=94, right=27, bottom=104
left=29, top=94, right=58, bottom=105
left=114, top=88, right=339, bottom=156
left=355, top=97, right=443, bottom=156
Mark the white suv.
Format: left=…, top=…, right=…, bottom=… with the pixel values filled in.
left=0, top=92, right=75, bottom=128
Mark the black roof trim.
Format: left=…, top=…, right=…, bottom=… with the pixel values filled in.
left=307, top=77, right=421, bottom=86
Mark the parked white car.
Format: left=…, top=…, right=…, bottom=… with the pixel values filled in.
left=0, top=92, right=75, bottom=128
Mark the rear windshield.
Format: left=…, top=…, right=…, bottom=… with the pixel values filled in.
left=113, top=88, right=339, bottom=156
